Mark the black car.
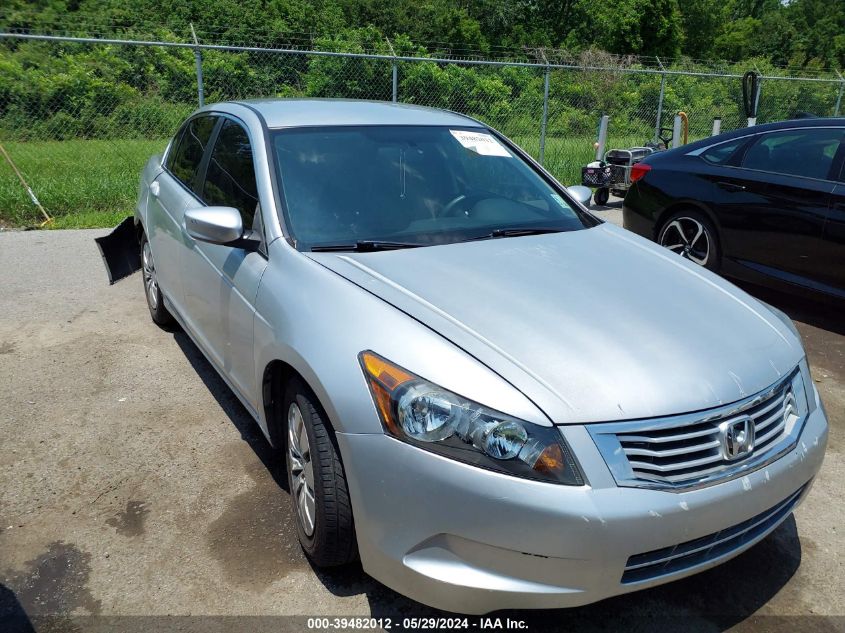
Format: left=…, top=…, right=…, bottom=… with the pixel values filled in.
left=623, top=118, right=845, bottom=300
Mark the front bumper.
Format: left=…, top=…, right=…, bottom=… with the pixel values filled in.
left=336, top=396, right=828, bottom=615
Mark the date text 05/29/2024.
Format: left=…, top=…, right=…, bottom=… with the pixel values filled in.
left=306, top=617, right=529, bottom=630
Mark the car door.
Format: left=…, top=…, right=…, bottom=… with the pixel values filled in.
left=180, top=117, right=268, bottom=412
left=148, top=115, right=217, bottom=314
left=729, top=127, right=841, bottom=284
left=820, top=151, right=845, bottom=293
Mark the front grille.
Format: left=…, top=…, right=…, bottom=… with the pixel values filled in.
left=619, top=381, right=793, bottom=485
left=589, top=369, right=805, bottom=490
left=621, top=484, right=806, bottom=584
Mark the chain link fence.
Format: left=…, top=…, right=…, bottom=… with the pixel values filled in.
left=1, top=32, right=843, bottom=226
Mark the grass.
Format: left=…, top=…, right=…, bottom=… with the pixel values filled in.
left=0, top=138, right=167, bottom=228
left=0, top=133, right=652, bottom=229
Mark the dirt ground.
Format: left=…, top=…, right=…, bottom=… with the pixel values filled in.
left=0, top=224, right=843, bottom=633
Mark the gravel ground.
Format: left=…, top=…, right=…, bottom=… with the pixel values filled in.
left=0, top=220, right=842, bottom=633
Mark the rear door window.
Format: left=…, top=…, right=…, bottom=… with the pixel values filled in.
left=700, top=138, right=746, bottom=165
left=169, top=116, right=217, bottom=190
left=202, top=119, right=259, bottom=229
left=741, top=128, right=844, bottom=180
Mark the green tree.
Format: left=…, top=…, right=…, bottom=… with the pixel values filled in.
left=570, top=0, right=684, bottom=58
left=678, top=0, right=724, bottom=59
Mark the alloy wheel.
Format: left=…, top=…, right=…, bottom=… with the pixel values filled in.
left=288, top=402, right=316, bottom=537
left=659, top=217, right=711, bottom=266
left=142, top=241, right=159, bottom=310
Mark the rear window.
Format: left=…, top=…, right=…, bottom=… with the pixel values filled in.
left=700, top=138, right=746, bottom=165
left=169, top=116, right=216, bottom=190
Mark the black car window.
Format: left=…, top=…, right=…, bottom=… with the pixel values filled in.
left=701, top=138, right=746, bottom=165
left=202, top=119, right=259, bottom=228
left=164, top=129, right=183, bottom=172
left=741, top=128, right=843, bottom=180
left=169, top=116, right=217, bottom=190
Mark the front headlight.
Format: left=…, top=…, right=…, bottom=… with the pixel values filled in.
left=789, top=365, right=810, bottom=419
left=797, top=358, right=817, bottom=415
left=359, top=351, right=584, bottom=485
left=759, top=303, right=817, bottom=415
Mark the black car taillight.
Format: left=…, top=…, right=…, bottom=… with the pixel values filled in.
left=630, top=163, right=652, bottom=182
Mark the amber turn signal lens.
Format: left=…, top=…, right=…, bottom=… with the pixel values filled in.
left=533, top=443, right=564, bottom=476
left=361, top=351, right=414, bottom=390
left=360, top=351, right=415, bottom=436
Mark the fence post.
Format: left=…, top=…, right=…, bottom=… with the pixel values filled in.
left=194, top=51, right=205, bottom=107
left=539, top=66, right=550, bottom=165
left=386, top=37, right=398, bottom=103
left=190, top=24, right=204, bottom=107
left=655, top=57, right=666, bottom=142
left=835, top=72, right=844, bottom=116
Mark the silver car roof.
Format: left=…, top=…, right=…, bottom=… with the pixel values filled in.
left=226, top=98, right=484, bottom=129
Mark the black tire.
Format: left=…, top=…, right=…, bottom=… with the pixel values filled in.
left=284, top=378, right=357, bottom=567
left=594, top=187, right=610, bottom=206
left=657, top=209, right=722, bottom=272
left=140, top=233, right=174, bottom=327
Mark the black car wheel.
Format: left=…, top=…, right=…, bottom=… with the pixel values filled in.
left=658, top=210, right=721, bottom=272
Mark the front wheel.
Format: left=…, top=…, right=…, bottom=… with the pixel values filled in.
left=658, top=210, right=721, bottom=272
left=285, top=379, right=357, bottom=567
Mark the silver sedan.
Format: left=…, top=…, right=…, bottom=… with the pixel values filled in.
left=133, top=99, right=828, bottom=614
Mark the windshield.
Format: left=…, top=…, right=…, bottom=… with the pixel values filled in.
left=271, top=125, right=594, bottom=250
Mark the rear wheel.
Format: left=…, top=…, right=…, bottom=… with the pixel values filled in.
left=140, top=234, right=173, bottom=326
left=658, top=210, right=721, bottom=272
left=285, top=378, right=357, bottom=567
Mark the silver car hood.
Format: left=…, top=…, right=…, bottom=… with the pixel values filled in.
left=307, top=223, right=803, bottom=424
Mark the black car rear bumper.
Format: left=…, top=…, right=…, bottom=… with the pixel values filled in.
left=621, top=204, right=655, bottom=240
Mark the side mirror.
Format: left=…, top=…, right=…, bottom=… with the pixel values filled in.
left=566, top=185, right=593, bottom=207
left=184, top=206, right=243, bottom=245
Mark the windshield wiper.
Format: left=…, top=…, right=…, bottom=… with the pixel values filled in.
left=310, top=240, right=425, bottom=252
left=464, top=227, right=566, bottom=242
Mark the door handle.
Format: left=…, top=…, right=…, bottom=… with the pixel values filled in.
left=717, top=181, right=746, bottom=192
left=149, top=181, right=161, bottom=198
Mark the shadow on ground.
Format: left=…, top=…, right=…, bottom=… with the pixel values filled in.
left=172, top=330, right=289, bottom=493
left=0, top=584, right=35, bottom=633
left=588, top=197, right=624, bottom=211
left=735, top=281, right=845, bottom=338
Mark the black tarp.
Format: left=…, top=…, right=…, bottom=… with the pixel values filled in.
left=94, top=216, right=141, bottom=284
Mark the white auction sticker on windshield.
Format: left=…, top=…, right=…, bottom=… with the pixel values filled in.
left=450, top=130, right=512, bottom=157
